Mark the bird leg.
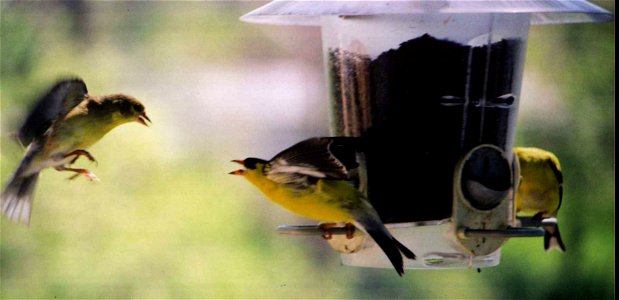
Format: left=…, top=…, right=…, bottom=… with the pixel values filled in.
left=55, top=166, right=99, bottom=181
left=65, top=149, right=97, bottom=166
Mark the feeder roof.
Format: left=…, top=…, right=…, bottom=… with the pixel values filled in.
left=241, top=0, right=613, bottom=26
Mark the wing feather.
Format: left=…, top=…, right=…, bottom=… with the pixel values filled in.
left=17, top=78, right=88, bottom=146
left=265, top=137, right=361, bottom=187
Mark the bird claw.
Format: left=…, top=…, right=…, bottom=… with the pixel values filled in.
left=319, top=223, right=337, bottom=240
left=319, top=223, right=356, bottom=240
left=85, top=172, right=99, bottom=182
left=71, top=171, right=98, bottom=182
left=344, top=223, right=356, bottom=239
left=58, top=166, right=99, bottom=182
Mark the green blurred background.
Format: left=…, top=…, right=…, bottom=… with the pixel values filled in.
left=0, top=1, right=614, bottom=299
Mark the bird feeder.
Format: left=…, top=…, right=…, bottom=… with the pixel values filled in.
left=241, top=1, right=612, bottom=270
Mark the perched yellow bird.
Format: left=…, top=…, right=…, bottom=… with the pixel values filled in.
left=515, top=147, right=566, bottom=252
left=1, top=78, right=151, bottom=225
left=230, top=137, right=416, bottom=276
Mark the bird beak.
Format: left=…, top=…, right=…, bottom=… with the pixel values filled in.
left=137, top=112, right=152, bottom=127
left=229, top=169, right=245, bottom=176
left=230, top=160, right=245, bottom=175
left=228, top=159, right=245, bottom=176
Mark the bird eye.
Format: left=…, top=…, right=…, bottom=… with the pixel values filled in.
left=243, top=158, right=256, bottom=169
left=132, top=104, right=143, bottom=113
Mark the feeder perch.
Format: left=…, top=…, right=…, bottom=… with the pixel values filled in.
left=242, top=0, right=612, bottom=270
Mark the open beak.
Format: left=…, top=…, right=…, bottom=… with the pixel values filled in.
left=137, top=112, right=152, bottom=127
left=230, top=160, right=245, bottom=175
left=229, top=169, right=245, bottom=176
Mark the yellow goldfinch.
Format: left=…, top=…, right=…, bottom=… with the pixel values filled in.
left=1, top=78, right=151, bottom=225
left=230, top=137, right=416, bottom=276
left=515, top=147, right=566, bottom=252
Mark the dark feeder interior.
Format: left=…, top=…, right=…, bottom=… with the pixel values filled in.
left=328, top=33, right=520, bottom=223
left=323, top=14, right=529, bottom=225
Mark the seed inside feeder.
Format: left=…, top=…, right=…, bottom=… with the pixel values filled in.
left=327, top=34, right=522, bottom=223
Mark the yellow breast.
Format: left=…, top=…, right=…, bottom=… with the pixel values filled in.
left=244, top=169, right=354, bottom=222
left=515, top=150, right=561, bottom=217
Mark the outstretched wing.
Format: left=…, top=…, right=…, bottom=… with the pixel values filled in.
left=17, top=78, right=88, bottom=146
left=265, top=137, right=362, bottom=187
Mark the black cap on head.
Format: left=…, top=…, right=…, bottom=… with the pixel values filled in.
left=112, top=95, right=144, bottom=117
left=243, top=158, right=268, bottom=170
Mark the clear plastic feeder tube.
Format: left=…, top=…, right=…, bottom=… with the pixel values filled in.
left=323, top=13, right=529, bottom=223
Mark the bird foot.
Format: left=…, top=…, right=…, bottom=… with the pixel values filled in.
left=344, top=223, right=356, bottom=239
left=65, top=149, right=98, bottom=166
left=319, top=223, right=356, bottom=240
left=56, top=166, right=99, bottom=182
left=319, top=223, right=337, bottom=240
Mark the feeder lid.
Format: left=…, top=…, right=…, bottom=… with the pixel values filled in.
left=241, top=0, right=612, bottom=26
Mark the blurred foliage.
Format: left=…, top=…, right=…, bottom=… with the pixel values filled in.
left=0, top=1, right=614, bottom=299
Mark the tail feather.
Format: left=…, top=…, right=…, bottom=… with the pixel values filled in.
left=544, top=223, right=566, bottom=252
left=1, top=172, right=39, bottom=225
left=355, top=216, right=416, bottom=276
left=394, top=237, right=416, bottom=260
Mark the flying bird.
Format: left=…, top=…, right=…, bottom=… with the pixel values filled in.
left=1, top=78, right=151, bottom=225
